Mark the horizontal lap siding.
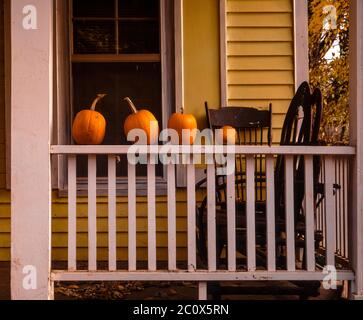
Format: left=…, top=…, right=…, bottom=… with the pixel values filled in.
left=0, top=191, right=204, bottom=261
left=226, top=0, right=295, bottom=143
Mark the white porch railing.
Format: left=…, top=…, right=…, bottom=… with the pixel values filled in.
left=50, top=145, right=356, bottom=299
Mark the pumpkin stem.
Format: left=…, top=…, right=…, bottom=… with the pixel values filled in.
left=91, top=94, right=107, bottom=111
left=180, top=106, right=185, bottom=114
left=124, top=97, right=138, bottom=114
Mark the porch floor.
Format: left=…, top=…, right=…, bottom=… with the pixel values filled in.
left=0, top=263, right=345, bottom=300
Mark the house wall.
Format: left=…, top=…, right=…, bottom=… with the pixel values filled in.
left=226, top=0, right=294, bottom=143
left=0, top=0, right=295, bottom=262
left=184, top=0, right=221, bottom=128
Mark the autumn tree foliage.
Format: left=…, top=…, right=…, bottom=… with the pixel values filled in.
left=308, top=0, right=349, bottom=144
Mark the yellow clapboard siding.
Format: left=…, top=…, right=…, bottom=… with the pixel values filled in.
left=272, top=129, right=283, bottom=143
left=272, top=114, right=288, bottom=129
left=0, top=231, right=190, bottom=261
left=228, top=71, right=294, bottom=85
left=51, top=233, right=188, bottom=249
left=226, top=0, right=294, bottom=144
left=1, top=217, right=188, bottom=234
left=75, top=218, right=187, bottom=233
left=49, top=190, right=206, bottom=219
left=228, top=41, right=293, bottom=56
left=228, top=56, right=294, bottom=71
left=51, top=248, right=188, bottom=261
left=0, top=249, right=9, bottom=261
left=51, top=190, right=206, bottom=205
left=1, top=232, right=188, bottom=248
left=51, top=190, right=205, bottom=204
left=51, top=202, right=192, bottom=219
left=227, top=0, right=293, bottom=13
left=228, top=13, right=292, bottom=27
left=0, top=205, right=10, bottom=218
left=228, top=85, right=294, bottom=100
left=228, top=27, right=293, bottom=42
left=227, top=99, right=290, bottom=114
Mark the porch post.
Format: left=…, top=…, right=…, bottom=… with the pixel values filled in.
left=11, top=1, right=53, bottom=299
left=349, top=0, right=363, bottom=300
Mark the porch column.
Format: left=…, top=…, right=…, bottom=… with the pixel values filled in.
left=11, top=1, right=53, bottom=299
left=349, top=0, right=363, bottom=300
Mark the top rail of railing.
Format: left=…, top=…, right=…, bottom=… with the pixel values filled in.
left=50, top=145, right=356, bottom=156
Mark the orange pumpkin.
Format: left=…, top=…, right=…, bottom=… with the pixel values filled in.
left=124, top=97, right=159, bottom=144
left=222, top=125, right=237, bottom=144
left=168, top=107, right=198, bottom=144
left=72, top=94, right=107, bottom=145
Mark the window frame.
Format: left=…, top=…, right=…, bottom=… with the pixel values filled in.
left=70, top=0, right=162, bottom=61
left=53, top=0, right=175, bottom=196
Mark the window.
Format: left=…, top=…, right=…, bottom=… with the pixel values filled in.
left=72, top=0, right=160, bottom=55
left=54, top=0, right=175, bottom=194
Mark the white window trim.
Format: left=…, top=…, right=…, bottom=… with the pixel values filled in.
left=174, top=0, right=186, bottom=187
left=53, top=0, right=175, bottom=196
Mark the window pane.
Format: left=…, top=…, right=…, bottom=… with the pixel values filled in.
left=119, top=0, right=159, bottom=18
left=119, top=21, right=160, bottom=54
left=73, top=21, right=116, bottom=54
left=72, top=62, right=162, bottom=177
left=73, top=0, right=115, bottom=18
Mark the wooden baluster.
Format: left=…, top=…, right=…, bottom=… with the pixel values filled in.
left=68, top=155, right=77, bottom=271
left=88, top=155, right=97, bottom=271
left=285, top=156, right=296, bottom=271
left=207, top=163, right=217, bottom=271
left=246, top=155, right=256, bottom=271
left=128, top=162, right=137, bottom=271
left=227, top=154, right=236, bottom=271
left=325, top=156, right=336, bottom=267
left=304, top=155, right=315, bottom=271
left=187, top=155, right=196, bottom=271
left=108, top=155, right=117, bottom=271
left=266, top=155, right=276, bottom=271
